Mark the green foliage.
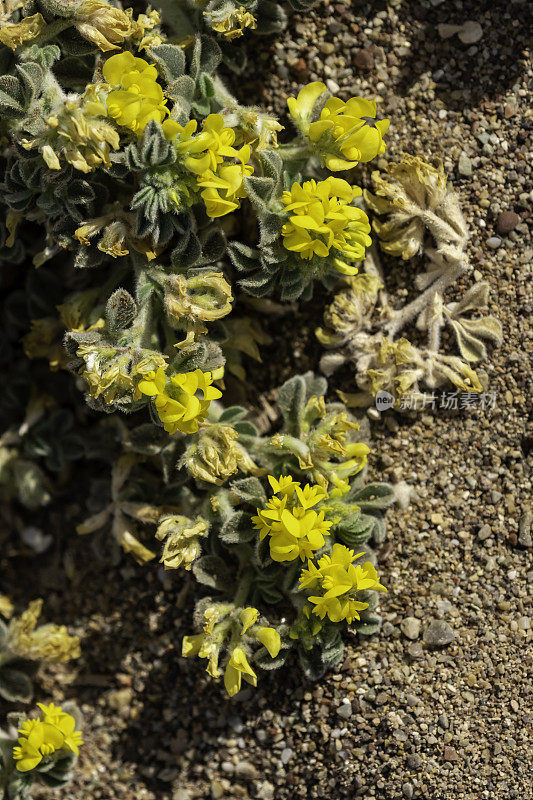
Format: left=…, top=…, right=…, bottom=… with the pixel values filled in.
left=0, top=0, right=450, bottom=713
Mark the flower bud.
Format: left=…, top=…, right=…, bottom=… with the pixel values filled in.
left=164, top=272, right=233, bottom=327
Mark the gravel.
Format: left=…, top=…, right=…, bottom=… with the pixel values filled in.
left=10, top=1, right=532, bottom=799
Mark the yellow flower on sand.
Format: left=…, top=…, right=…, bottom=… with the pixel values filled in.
left=252, top=475, right=333, bottom=562
left=13, top=703, right=83, bottom=773
left=138, top=367, right=222, bottom=434
left=300, top=543, right=386, bottom=624
left=288, top=81, right=390, bottom=170
left=281, top=177, right=372, bottom=273
left=104, top=52, right=168, bottom=134
left=224, top=646, right=257, bottom=697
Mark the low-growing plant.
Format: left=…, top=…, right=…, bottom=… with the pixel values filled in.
left=0, top=0, right=499, bottom=723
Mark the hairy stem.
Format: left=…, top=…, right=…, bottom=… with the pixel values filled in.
left=277, top=142, right=314, bottom=162
left=384, top=263, right=466, bottom=339
left=233, top=568, right=254, bottom=607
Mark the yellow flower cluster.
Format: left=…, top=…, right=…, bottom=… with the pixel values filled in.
left=138, top=366, right=222, bottom=434
left=252, top=475, right=333, bottom=562
left=288, top=82, right=389, bottom=170
left=13, top=703, right=83, bottom=773
left=77, top=346, right=167, bottom=405
left=104, top=52, right=168, bottom=134
left=7, top=600, right=81, bottom=663
left=281, top=177, right=372, bottom=272
left=164, top=114, right=253, bottom=218
left=101, top=50, right=253, bottom=218
left=182, top=606, right=281, bottom=697
left=300, top=543, right=386, bottom=624
left=22, top=97, right=120, bottom=174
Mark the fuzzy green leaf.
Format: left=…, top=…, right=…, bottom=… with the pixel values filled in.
left=230, top=477, right=267, bottom=506
left=148, top=43, right=186, bottom=83
left=193, top=555, right=233, bottom=590
left=351, top=483, right=396, bottom=511
left=105, top=289, right=137, bottom=333
left=0, top=667, right=33, bottom=703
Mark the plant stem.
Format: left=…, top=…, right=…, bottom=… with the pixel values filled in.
left=277, top=142, right=313, bottom=162
left=233, top=568, right=254, bottom=607
left=384, top=263, right=466, bottom=339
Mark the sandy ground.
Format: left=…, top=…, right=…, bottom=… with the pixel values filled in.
left=5, top=1, right=532, bottom=798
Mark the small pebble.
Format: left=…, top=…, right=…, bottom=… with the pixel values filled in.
left=444, top=746, right=460, bottom=762
left=518, top=511, right=532, bottom=548
left=354, top=47, right=374, bottom=69
left=487, top=236, right=502, bottom=249
left=496, top=211, right=520, bottom=235
left=337, top=701, right=352, bottom=719
left=477, top=524, right=491, bottom=540
left=458, top=21, right=483, bottom=44
left=458, top=153, right=472, bottom=176
left=423, top=620, right=455, bottom=648
left=280, top=748, right=293, bottom=764
left=401, top=617, right=421, bottom=640
left=235, top=761, right=259, bottom=781
left=408, top=642, right=424, bottom=659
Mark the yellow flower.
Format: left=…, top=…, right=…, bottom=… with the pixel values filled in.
left=287, top=82, right=328, bottom=126
left=252, top=475, right=333, bottom=562
left=36, top=703, right=83, bottom=755
left=104, top=51, right=168, bottom=134
left=208, top=6, right=257, bottom=40
left=224, top=646, right=257, bottom=697
left=75, top=0, right=133, bottom=52
left=328, top=442, right=370, bottom=497
left=281, top=177, right=372, bottom=272
left=0, top=13, right=46, bottom=50
left=22, top=97, right=120, bottom=174
left=182, top=114, right=240, bottom=175
left=300, top=543, right=386, bottom=624
left=0, top=595, right=14, bottom=618
left=162, top=118, right=198, bottom=146
left=7, top=600, right=81, bottom=663
left=164, top=114, right=254, bottom=216
left=254, top=627, right=281, bottom=658
left=13, top=721, right=64, bottom=772
left=155, top=515, right=208, bottom=570
left=13, top=703, right=83, bottom=773
left=182, top=634, right=204, bottom=657
left=240, top=607, right=259, bottom=634
left=138, top=367, right=222, bottom=434
left=198, top=144, right=253, bottom=218
left=130, top=10, right=163, bottom=50
left=288, top=82, right=390, bottom=170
